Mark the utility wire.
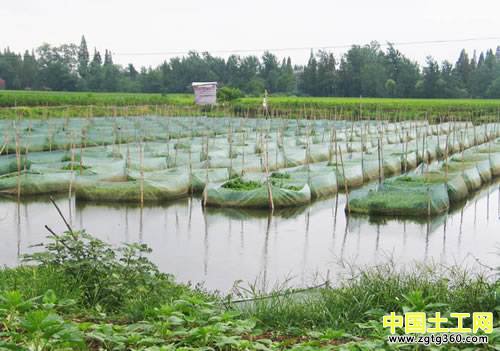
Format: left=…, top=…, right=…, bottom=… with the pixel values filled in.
left=112, top=36, right=500, bottom=56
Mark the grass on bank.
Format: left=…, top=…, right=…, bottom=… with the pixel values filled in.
left=0, top=227, right=498, bottom=350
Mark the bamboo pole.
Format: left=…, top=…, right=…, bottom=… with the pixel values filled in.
left=360, top=121, right=365, bottom=180
left=68, top=132, right=75, bottom=198
left=264, top=133, right=274, bottom=211
left=404, top=131, right=409, bottom=173
left=228, top=123, right=233, bottom=177
left=427, top=187, right=431, bottom=217
left=203, top=133, right=210, bottom=208
left=15, top=126, right=21, bottom=200
left=444, top=134, right=449, bottom=185
left=139, top=137, right=144, bottom=206
left=377, top=137, right=382, bottom=185
left=338, top=146, right=349, bottom=213
left=80, top=129, right=85, bottom=175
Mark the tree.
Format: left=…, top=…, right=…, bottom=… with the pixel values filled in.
left=316, top=51, right=336, bottom=96
left=3, top=37, right=500, bottom=98
left=277, top=57, right=296, bottom=94
left=385, top=79, right=396, bottom=97
left=385, top=44, right=419, bottom=97
left=239, top=56, right=263, bottom=95
left=21, top=50, right=38, bottom=89
left=87, top=49, right=103, bottom=91
left=300, top=51, right=318, bottom=96
left=336, top=43, right=389, bottom=97
left=455, top=49, right=471, bottom=90
left=77, top=35, right=89, bottom=78
left=260, top=51, right=281, bottom=93
left=486, top=77, right=500, bottom=98
left=36, top=43, right=78, bottom=91
left=104, top=50, right=113, bottom=65
left=421, top=56, right=441, bottom=98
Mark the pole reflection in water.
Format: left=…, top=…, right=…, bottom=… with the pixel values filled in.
left=139, top=205, right=144, bottom=243
left=301, top=208, right=310, bottom=286
left=203, top=207, right=209, bottom=277
left=0, top=181, right=498, bottom=293
left=260, top=213, right=271, bottom=290
left=16, top=200, right=21, bottom=263
left=441, top=216, right=447, bottom=263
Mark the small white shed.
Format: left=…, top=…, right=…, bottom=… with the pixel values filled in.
left=192, top=82, right=217, bottom=105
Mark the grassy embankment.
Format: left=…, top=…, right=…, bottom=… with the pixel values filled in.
left=1, top=90, right=500, bottom=121
left=0, top=224, right=498, bottom=350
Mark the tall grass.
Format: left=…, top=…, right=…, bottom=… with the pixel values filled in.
left=238, top=264, right=499, bottom=335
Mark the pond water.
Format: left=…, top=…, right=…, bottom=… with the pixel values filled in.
left=0, top=181, right=499, bottom=293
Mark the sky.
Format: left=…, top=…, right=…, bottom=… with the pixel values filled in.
left=1, top=0, right=499, bottom=68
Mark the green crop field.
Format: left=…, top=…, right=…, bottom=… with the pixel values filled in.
left=1, top=90, right=500, bottom=121
left=0, top=90, right=193, bottom=107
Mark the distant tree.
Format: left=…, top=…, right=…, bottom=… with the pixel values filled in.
left=77, top=35, right=89, bottom=78
left=469, top=51, right=494, bottom=98
left=127, top=63, right=138, bottom=79
left=87, top=49, right=103, bottom=90
left=101, top=64, right=120, bottom=91
left=277, top=57, right=296, bottom=94
left=455, top=49, right=471, bottom=90
left=486, top=77, right=500, bottom=98
left=260, top=51, right=281, bottom=93
left=316, top=51, right=336, bottom=96
left=239, top=56, right=263, bottom=95
left=336, top=43, right=389, bottom=97
left=21, top=50, right=38, bottom=89
left=422, top=56, right=441, bottom=98
left=440, top=60, right=465, bottom=98
left=36, top=43, right=78, bottom=90
left=385, top=79, right=396, bottom=97
left=300, top=51, right=318, bottom=96
left=104, top=49, right=113, bottom=65
left=385, top=43, right=419, bottom=97
left=4, top=36, right=500, bottom=98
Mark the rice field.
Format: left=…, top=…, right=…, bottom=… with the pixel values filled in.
left=2, top=90, right=500, bottom=121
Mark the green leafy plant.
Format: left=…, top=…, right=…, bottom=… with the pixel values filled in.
left=23, top=230, right=173, bottom=313
left=222, top=178, right=262, bottom=191
left=217, top=86, right=244, bottom=102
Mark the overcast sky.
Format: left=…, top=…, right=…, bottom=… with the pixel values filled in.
left=1, top=0, right=499, bottom=68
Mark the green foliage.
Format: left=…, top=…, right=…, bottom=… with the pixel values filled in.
left=60, top=163, right=90, bottom=171
left=270, top=172, right=291, bottom=179
left=0, top=290, right=85, bottom=350
left=222, top=178, right=262, bottom=191
left=0, top=229, right=498, bottom=350
left=5, top=157, right=31, bottom=173
left=2, top=38, right=500, bottom=99
left=486, top=77, right=500, bottom=98
left=241, top=264, right=498, bottom=335
left=1, top=90, right=500, bottom=122
left=22, top=230, right=187, bottom=315
left=217, top=86, right=244, bottom=102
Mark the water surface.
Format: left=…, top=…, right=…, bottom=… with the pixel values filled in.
left=0, top=182, right=498, bottom=293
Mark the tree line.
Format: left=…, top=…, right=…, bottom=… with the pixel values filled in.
left=1, top=36, right=500, bottom=98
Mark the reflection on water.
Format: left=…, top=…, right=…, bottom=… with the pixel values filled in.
left=0, top=181, right=499, bottom=293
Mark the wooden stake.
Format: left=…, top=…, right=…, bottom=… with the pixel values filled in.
left=139, top=138, right=144, bottom=206
left=265, top=135, right=274, bottom=210
left=338, top=146, right=350, bottom=213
